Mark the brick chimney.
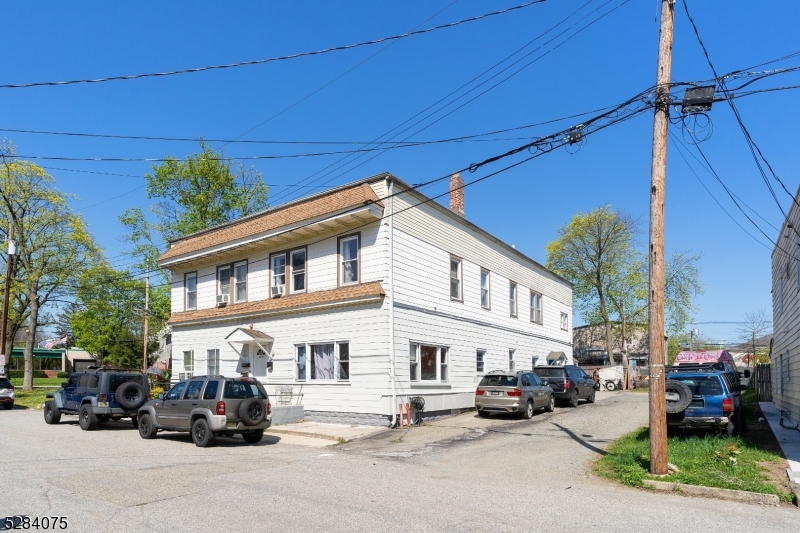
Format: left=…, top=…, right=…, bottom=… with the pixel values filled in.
left=449, top=173, right=464, bottom=217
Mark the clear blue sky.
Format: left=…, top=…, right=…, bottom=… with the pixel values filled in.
left=2, top=1, right=799, bottom=343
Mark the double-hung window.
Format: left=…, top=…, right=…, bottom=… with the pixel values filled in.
left=206, top=348, right=220, bottom=375
left=530, top=291, right=542, bottom=324
left=339, top=234, right=359, bottom=285
left=291, top=248, right=307, bottom=292
left=217, top=265, right=231, bottom=300
left=295, top=341, right=350, bottom=381
left=509, top=349, right=515, bottom=371
left=480, top=269, right=490, bottom=309
left=234, top=261, right=247, bottom=303
left=560, top=312, right=569, bottom=331
left=183, top=350, right=194, bottom=379
left=477, top=349, right=486, bottom=373
left=271, top=253, right=287, bottom=294
left=409, top=342, right=449, bottom=382
left=185, top=272, right=197, bottom=310
left=450, top=256, right=462, bottom=301
left=509, top=282, right=518, bottom=317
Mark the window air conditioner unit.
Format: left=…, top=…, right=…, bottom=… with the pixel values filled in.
left=216, top=294, right=229, bottom=307
left=178, top=372, right=193, bottom=380
left=272, top=285, right=285, bottom=298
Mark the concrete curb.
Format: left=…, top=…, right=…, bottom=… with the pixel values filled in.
left=642, top=479, right=780, bottom=506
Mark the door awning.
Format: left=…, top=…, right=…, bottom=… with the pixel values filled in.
left=225, top=327, right=274, bottom=344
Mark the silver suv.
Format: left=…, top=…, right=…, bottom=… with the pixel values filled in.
left=137, top=376, right=272, bottom=447
left=475, top=370, right=555, bottom=418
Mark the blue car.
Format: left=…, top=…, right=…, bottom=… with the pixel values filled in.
left=664, top=365, right=746, bottom=436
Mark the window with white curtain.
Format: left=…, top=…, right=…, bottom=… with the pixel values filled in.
left=295, top=342, right=350, bottom=381
left=207, top=348, right=220, bottom=375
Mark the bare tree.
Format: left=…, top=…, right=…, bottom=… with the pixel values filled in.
left=736, top=309, right=772, bottom=367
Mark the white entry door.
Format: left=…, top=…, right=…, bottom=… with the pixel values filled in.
left=253, top=349, right=268, bottom=378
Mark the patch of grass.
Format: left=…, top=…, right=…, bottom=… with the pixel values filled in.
left=336, top=437, right=347, bottom=445
left=12, top=389, right=51, bottom=409
left=595, top=427, right=793, bottom=502
left=9, top=377, right=63, bottom=387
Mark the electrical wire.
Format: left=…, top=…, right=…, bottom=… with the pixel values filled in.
left=0, top=1, right=547, bottom=89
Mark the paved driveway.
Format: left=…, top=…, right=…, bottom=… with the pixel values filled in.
left=2, top=391, right=797, bottom=532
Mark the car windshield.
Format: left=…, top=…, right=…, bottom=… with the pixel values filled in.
left=479, top=375, right=518, bottom=387
left=223, top=381, right=267, bottom=399
left=674, top=375, right=724, bottom=396
left=532, top=368, right=565, bottom=378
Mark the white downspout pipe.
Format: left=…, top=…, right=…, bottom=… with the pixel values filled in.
left=388, top=178, right=397, bottom=426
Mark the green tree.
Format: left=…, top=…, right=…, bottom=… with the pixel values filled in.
left=0, top=145, right=99, bottom=391
left=70, top=264, right=170, bottom=370
left=546, top=206, right=637, bottom=367
left=120, top=142, right=269, bottom=276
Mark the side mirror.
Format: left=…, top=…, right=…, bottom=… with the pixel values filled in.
left=61, top=382, right=69, bottom=388
left=157, top=393, right=165, bottom=400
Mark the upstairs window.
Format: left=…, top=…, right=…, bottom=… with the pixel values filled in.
left=185, top=272, right=197, bottom=310
left=217, top=265, right=231, bottom=298
left=480, top=269, right=490, bottom=309
left=271, top=253, right=287, bottom=293
left=509, top=282, right=518, bottom=317
left=560, top=312, right=569, bottom=331
left=234, top=261, right=247, bottom=303
left=291, top=248, right=307, bottom=293
left=450, top=256, right=462, bottom=301
left=530, top=291, right=542, bottom=324
left=340, top=234, right=359, bottom=285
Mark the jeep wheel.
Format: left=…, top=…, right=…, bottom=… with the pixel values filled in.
left=568, top=389, right=579, bottom=408
left=138, top=414, right=157, bottom=439
left=238, top=398, right=266, bottom=426
left=242, top=429, right=264, bottom=444
left=116, top=382, right=146, bottom=410
left=545, top=395, right=555, bottom=412
left=43, top=401, right=61, bottom=424
left=79, top=404, right=98, bottom=431
left=191, top=418, right=215, bottom=447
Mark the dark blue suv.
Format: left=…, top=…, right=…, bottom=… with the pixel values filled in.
left=44, top=369, right=150, bottom=430
left=665, top=364, right=746, bottom=436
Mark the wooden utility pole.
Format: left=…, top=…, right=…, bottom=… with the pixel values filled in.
left=142, top=267, right=149, bottom=373
left=648, top=0, right=675, bottom=477
left=0, top=225, right=15, bottom=374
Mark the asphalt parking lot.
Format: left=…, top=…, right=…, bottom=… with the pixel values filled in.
left=2, top=391, right=798, bottom=532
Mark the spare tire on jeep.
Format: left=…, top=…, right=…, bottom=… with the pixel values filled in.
left=665, top=380, right=693, bottom=414
left=238, top=398, right=266, bottom=426
left=116, top=381, right=146, bottom=410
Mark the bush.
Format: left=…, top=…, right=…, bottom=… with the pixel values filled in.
left=56, top=372, right=69, bottom=379
left=7, top=370, right=48, bottom=379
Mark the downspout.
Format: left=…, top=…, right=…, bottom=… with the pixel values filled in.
left=389, top=178, right=397, bottom=427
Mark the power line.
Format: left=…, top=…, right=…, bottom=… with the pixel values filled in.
left=0, top=1, right=547, bottom=89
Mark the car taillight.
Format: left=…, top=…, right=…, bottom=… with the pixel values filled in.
left=98, top=393, right=107, bottom=402
left=216, top=401, right=226, bottom=415
left=8, top=384, right=14, bottom=390
left=564, top=379, right=571, bottom=390
left=475, top=388, right=485, bottom=396
left=267, top=402, right=271, bottom=415
left=507, top=388, right=522, bottom=397
left=722, top=398, right=733, bottom=414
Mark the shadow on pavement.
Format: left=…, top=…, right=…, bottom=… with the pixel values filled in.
left=551, top=422, right=608, bottom=456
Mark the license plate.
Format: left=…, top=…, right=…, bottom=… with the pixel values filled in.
left=491, top=391, right=502, bottom=396
left=98, top=402, right=109, bottom=408
left=226, top=422, right=237, bottom=429
left=689, top=400, right=704, bottom=408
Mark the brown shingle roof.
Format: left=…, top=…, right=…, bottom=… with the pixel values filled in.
left=168, top=281, right=385, bottom=325
left=160, top=183, right=383, bottom=262
left=225, top=328, right=274, bottom=341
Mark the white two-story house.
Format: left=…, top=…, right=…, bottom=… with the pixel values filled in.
left=158, top=172, right=573, bottom=424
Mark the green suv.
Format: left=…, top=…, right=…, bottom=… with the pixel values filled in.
left=137, top=376, right=272, bottom=447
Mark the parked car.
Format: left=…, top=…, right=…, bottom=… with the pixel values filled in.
left=475, top=370, right=554, bottom=418
left=532, top=365, right=596, bottom=407
left=0, top=377, right=15, bottom=410
left=43, top=369, right=149, bottom=430
left=137, top=376, right=272, bottom=447
left=665, top=365, right=746, bottom=436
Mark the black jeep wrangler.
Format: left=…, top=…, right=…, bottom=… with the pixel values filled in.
left=44, top=368, right=150, bottom=430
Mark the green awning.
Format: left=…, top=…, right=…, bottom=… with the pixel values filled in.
left=10, top=347, right=65, bottom=359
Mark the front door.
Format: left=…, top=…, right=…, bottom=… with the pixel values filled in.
left=252, top=348, right=268, bottom=379
left=176, top=380, right=205, bottom=430
left=157, top=382, right=187, bottom=428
